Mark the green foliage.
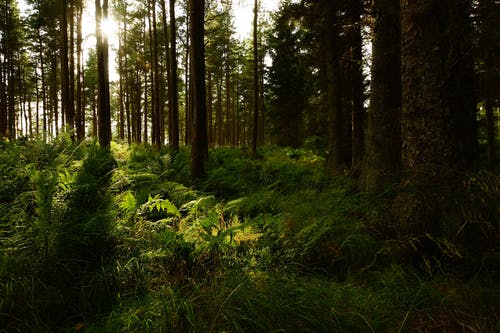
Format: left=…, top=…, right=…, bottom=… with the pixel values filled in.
left=1, top=142, right=499, bottom=332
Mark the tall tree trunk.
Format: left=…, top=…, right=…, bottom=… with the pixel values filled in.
left=361, top=0, right=401, bottom=192
left=251, top=0, right=259, bottom=156
left=7, top=50, right=16, bottom=139
left=0, top=59, right=6, bottom=138
left=148, top=0, right=161, bottom=148
left=61, top=0, right=74, bottom=133
left=480, top=0, right=497, bottom=168
left=69, top=0, right=76, bottom=136
left=76, top=2, right=85, bottom=141
left=325, top=2, right=348, bottom=173
left=96, top=0, right=111, bottom=147
left=396, top=0, right=477, bottom=235
left=118, top=22, right=125, bottom=141
left=225, top=60, right=231, bottom=145
left=168, top=0, right=179, bottom=153
left=207, top=72, right=213, bottom=146
left=190, top=0, right=208, bottom=180
left=216, top=72, right=222, bottom=147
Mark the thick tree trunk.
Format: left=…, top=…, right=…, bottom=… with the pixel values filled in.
left=361, top=0, right=401, bottom=192
left=96, top=0, right=112, bottom=147
left=397, top=0, right=477, bottom=235
left=190, top=0, right=208, bottom=180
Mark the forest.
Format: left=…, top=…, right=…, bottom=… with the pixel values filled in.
left=1, top=0, right=500, bottom=331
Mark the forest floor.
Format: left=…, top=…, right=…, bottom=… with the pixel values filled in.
left=1, top=136, right=499, bottom=332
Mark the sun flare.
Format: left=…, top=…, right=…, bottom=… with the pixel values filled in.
left=99, top=17, right=119, bottom=45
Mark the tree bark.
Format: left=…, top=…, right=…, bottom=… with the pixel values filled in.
left=168, top=0, right=180, bottom=153
left=397, top=0, right=477, bottom=235
left=190, top=0, right=208, bottom=180
left=96, top=0, right=111, bottom=147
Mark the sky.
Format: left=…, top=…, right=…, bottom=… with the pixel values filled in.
left=233, top=0, right=280, bottom=39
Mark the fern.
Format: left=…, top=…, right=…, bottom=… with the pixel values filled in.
left=144, top=194, right=181, bottom=218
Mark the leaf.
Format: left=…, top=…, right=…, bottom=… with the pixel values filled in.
left=120, top=190, right=137, bottom=213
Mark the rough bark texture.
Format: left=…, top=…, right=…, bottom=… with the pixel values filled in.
left=397, top=0, right=477, bottom=235
left=362, top=0, right=401, bottom=192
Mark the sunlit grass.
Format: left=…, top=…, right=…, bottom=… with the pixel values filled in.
left=1, top=140, right=499, bottom=332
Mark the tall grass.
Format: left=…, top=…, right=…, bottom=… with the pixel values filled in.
left=1, top=141, right=499, bottom=332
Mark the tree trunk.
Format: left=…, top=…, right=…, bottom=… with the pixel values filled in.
left=480, top=0, right=497, bottom=168
left=251, top=0, right=259, bottom=156
left=0, top=59, right=6, bottom=138
left=397, top=0, right=477, bottom=235
left=168, top=0, right=180, bottom=153
left=325, top=2, right=348, bottom=173
left=76, top=2, right=85, bottom=141
left=190, top=0, right=208, bottom=180
left=96, top=0, right=112, bottom=147
left=361, top=0, right=401, bottom=192
left=61, top=0, right=74, bottom=133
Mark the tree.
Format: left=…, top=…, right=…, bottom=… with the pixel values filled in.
left=251, top=0, right=259, bottom=156
left=60, top=0, right=74, bottom=133
left=361, top=0, right=401, bottom=192
left=478, top=0, right=500, bottom=168
left=168, top=0, right=180, bottom=153
left=347, top=0, right=365, bottom=174
left=0, top=0, right=23, bottom=139
left=396, top=0, right=477, bottom=234
left=190, top=0, right=208, bottom=180
left=268, top=2, right=309, bottom=148
left=96, top=0, right=111, bottom=147
left=323, top=1, right=349, bottom=172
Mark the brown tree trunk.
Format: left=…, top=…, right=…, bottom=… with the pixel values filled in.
left=61, top=0, right=74, bottom=133
left=96, top=0, right=112, bottom=147
left=76, top=2, right=85, bottom=141
left=190, top=0, right=208, bottom=180
left=168, top=0, right=180, bottom=153
left=397, top=0, right=477, bottom=235
left=325, top=2, right=348, bottom=173
left=216, top=72, right=223, bottom=147
left=207, top=72, right=213, bottom=146
left=0, top=59, right=6, bottom=138
left=251, top=0, right=259, bottom=156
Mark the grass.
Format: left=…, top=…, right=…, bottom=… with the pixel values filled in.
left=0, top=139, right=499, bottom=332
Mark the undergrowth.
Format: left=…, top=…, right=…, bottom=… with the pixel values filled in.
left=0, top=140, right=499, bottom=332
